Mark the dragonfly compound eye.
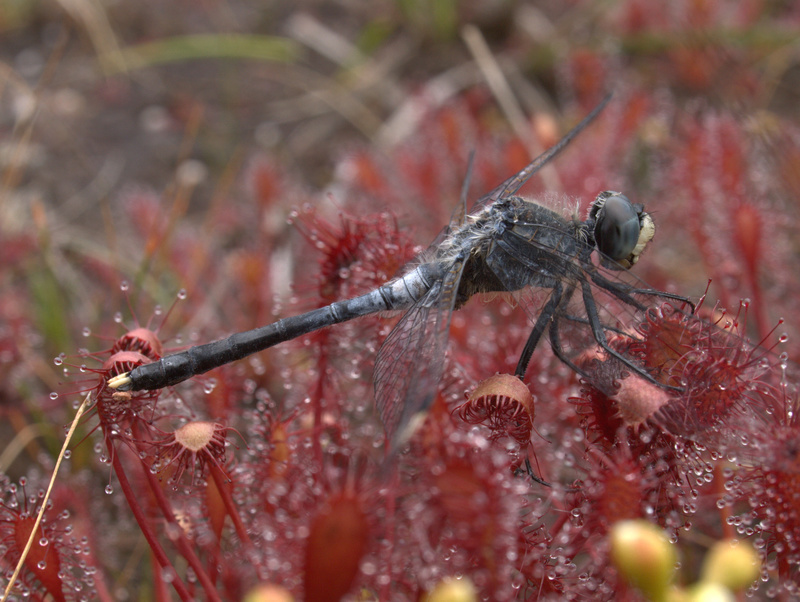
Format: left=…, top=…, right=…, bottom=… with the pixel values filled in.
left=592, top=192, right=654, bottom=270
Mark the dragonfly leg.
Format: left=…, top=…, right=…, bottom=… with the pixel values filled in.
left=586, top=269, right=647, bottom=311
left=559, top=312, right=638, bottom=341
left=629, top=287, right=696, bottom=313
left=580, top=280, right=683, bottom=392
left=514, top=281, right=570, bottom=379
left=589, top=269, right=695, bottom=313
left=547, top=308, right=598, bottom=383
left=517, top=457, right=550, bottom=487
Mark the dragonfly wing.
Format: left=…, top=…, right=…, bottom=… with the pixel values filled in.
left=468, top=94, right=612, bottom=213
left=374, top=256, right=466, bottom=449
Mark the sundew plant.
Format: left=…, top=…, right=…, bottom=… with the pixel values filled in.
left=2, top=1, right=800, bottom=600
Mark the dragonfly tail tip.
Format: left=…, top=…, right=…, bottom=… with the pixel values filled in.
left=107, top=373, right=132, bottom=391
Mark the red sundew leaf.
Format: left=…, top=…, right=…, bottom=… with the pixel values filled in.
left=562, top=445, right=669, bottom=544
left=206, top=475, right=227, bottom=541
left=610, top=377, right=671, bottom=429
left=615, top=0, right=670, bottom=33
left=350, top=151, right=389, bottom=198
left=594, top=467, right=649, bottom=526
left=111, top=326, right=164, bottom=358
left=503, top=138, right=530, bottom=180
left=567, top=49, right=608, bottom=105
left=292, top=208, right=416, bottom=306
left=303, top=493, right=369, bottom=602
left=731, top=202, right=762, bottom=283
left=13, top=516, right=66, bottom=602
left=615, top=93, right=651, bottom=142
left=680, top=119, right=706, bottom=203
left=204, top=371, right=239, bottom=418
left=742, top=428, right=800, bottom=586
left=267, top=423, right=291, bottom=479
left=656, top=343, right=768, bottom=440
left=668, top=46, right=718, bottom=91
left=778, top=144, right=800, bottom=199
left=438, top=107, right=468, bottom=160
left=571, top=385, right=626, bottom=447
left=433, top=461, right=486, bottom=522
left=637, top=304, right=696, bottom=379
left=248, top=159, right=285, bottom=208
left=456, top=374, right=535, bottom=446
left=686, top=0, right=715, bottom=27
left=402, top=445, right=524, bottom=600
left=717, top=119, right=746, bottom=198
left=102, top=350, right=153, bottom=374
left=120, top=187, right=163, bottom=240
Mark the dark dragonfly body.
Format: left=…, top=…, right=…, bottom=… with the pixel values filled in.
left=108, top=95, right=689, bottom=447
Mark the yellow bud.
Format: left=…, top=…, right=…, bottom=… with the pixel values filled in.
left=683, top=581, right=734, bottom=602
left=423, top=577, right=478, bottom=602
left=241, top=583, right=294, bottom=602
left=701, top=539, right=760, bottom=591
left=610, top=520, right=676, bottom=602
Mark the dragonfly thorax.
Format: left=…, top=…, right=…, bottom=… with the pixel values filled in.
left=465, top=196, right=590, bottom=297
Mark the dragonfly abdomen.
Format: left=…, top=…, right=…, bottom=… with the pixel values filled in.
left=111, top=264, right=439, bottom=391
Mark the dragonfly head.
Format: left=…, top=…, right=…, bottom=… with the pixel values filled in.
left=589, top=191, right=655, bottom=270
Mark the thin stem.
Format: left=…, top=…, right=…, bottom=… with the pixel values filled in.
left=2, top=394, right=91, bottom=602
left=133, top=424, right=223, bottom=602
left=110, top=441, right=193, bottom=602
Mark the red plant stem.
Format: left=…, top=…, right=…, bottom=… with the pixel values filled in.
left=206, top=547, right=220, bottom=590
left=54, top=481, right=116, bottom=602
left=380, top=470, right=398, bottom=601
left=209, top=464, right=253, bottom=547
left=92, top=578, right=116, bottom=602
left=747, top=278, right=770, bottom=344
left=714, top=464, right=734, bottom=540
left=140, top=472, right=222, bottom=602
left=551, top=509, right=570, bottom=535
left=133, top=437, right=223, bottom=602
left=108, top=441, right=193, bottom=602
left=151, top=552, right=170, bottom=602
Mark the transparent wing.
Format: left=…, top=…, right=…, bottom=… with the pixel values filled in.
left=368, top=99, right=617, bottom=447
left=468, top=94, right=612, bottom=214
left=373, top=256, right=466, bottom=449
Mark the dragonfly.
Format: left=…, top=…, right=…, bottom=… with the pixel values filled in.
left=108, top=95, right=691, bottom=448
